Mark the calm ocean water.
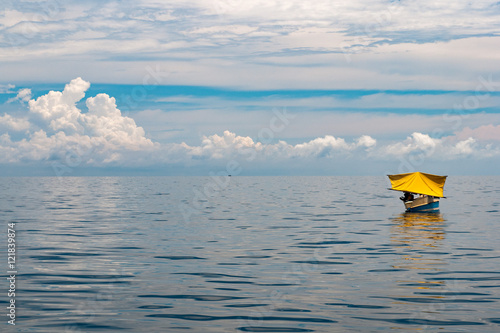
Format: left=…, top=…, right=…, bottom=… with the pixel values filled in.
left=1, top=176, right=499, bottom=332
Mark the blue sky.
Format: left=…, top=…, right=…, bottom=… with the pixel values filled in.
left=1, top=0, right=500, bottom=175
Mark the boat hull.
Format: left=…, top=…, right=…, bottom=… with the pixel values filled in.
left=404, top=196, right=440, bottom=212
left=406, top=201, right=439, bottom=212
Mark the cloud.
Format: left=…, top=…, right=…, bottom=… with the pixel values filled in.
left=84, top=94, right=152, bottom=149
left=291, top=136, right=351, bottom=158
left=1, top=1, right=500, bottom=89
left=189, top=130, right=263, bottom=159
left=190, top=25, right=259, bottom=36
left=383, top=132, right=439, bottom=156
left=0, top=114, right=30, bottom=131
left=380, top=132, right=498, bottom=159
left=1, top=78, right=155, bottom=166
left=7, top=88, right=32, bottom=103
left=454, top=124, right=500, bottom=141
left=0, top=84, right=15, bottom=94
left=177, top=130, right=376, bottom=161
left=28, top=77, right=90, bottom=134
left=172, top=129, right=499, bottom=165
left=450, top=137, right=476, bottom=155
left=135, top=91, right=500, bottom=146
left=0, top=78, right=499, bottom=172
left=356, top=135, right=377, bottom=149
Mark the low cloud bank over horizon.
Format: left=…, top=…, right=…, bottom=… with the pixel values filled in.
left=1, top=78, right=499, bottom=175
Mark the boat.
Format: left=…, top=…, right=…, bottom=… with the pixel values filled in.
left=387, top=172, right=447, bottom=212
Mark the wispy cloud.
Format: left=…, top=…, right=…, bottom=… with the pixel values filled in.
left=1, top=1, right=500, bottom=89
left=0, top=84, right=15, bottom=94
left=7, top=88, right=31, bottom=103
left=454, top=124, right=500, bottom=141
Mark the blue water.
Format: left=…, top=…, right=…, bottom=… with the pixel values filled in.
left=1, top=176, right=500, bottom=332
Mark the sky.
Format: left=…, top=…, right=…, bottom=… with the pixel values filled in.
left=1, top=0, right=500, bottom=176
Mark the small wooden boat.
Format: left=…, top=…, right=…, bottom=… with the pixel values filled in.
left=387, top=172, right=447, bottom=212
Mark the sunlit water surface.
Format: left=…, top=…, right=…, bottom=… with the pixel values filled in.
left=1, top=176, right=499, bottom=332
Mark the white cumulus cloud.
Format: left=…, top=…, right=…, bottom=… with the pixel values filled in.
left=0, top=78, right=155, bottom=166
left=177, top=131, right=376, bottom=160
left=0, top=114, right=30, bottom=131
left=383, top=132, right=439, bottom=156
left=450, top=137, right=476, bottom=155
left=29, top=78, right=89, bottom=133
left=380, top=132, right=498, bottom=159
left=291, top=136, right=351, bottom=158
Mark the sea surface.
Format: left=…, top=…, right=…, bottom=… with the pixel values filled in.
left=1, top=176, right=500, bottom=332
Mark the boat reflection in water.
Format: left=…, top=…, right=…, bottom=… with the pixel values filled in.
left=386, top=212, right=451, bottom=327
left=383, top=213, right=486, bottom=329
left=386, top=213, right=448, bottom=322
left=390, top=212, right=447, bottom=273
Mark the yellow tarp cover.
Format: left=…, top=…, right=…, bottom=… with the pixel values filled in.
left=387, top=172, right=447, bottom=197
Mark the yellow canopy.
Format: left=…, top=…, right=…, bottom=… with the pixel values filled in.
left=387, top=172, right=447, bottom=197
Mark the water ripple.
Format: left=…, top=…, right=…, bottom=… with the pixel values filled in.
left=146, top=314, right=336, bottom=323
left=352, top=317, right=485, bottom=326
left=154, top=256, right=206, bottom=260
left=138, top=294, right=248, bottom=301
left=238, top=327, right=315, bottom=332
